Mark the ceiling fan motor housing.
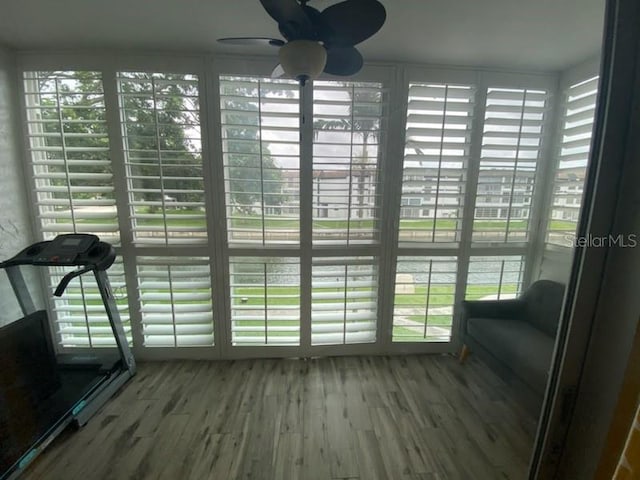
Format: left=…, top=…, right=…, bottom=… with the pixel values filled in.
left=279, top=40, right=328, bottom=84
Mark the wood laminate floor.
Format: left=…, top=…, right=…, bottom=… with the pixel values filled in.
left=26, top=355, right=538, bottom=480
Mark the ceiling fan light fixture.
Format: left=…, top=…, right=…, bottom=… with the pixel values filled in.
left=278, top=40, right=327, bottom=85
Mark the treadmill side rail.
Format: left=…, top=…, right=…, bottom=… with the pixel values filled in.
left=94, top=270, right=136, bottom=376
left=5, top=266, right=37, bottom=317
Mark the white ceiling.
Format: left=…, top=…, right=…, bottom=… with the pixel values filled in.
left=0, top=0, right=605, bottom=71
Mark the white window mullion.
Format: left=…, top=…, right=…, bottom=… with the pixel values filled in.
left=377, top=67, right=408, bottom=350
left=522, top=78, right=561, bottom=288
left=453, top=80, right=485, bottom=339
left=257, top=81, right=267, bottom=245
left=102, top=67, right=145, bottom=353
left=300, top=81, right=313, bottom=351
left=203, top=63, right=228, bottom=357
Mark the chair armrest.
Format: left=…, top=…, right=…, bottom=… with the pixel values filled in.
left=459, top=299, right=526, bottom=335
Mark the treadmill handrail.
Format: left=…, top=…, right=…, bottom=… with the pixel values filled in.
left=54, top=265, right=94, bottom=297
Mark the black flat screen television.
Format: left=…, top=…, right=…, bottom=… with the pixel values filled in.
left=0, top=310, right=60, bottom=476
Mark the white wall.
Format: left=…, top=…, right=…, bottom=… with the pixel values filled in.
left=0, top=46, right=35, bottom=326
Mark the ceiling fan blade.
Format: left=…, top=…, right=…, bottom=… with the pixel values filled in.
left=271, top=64, right=286, bottom=78
left=320, top=0, right=386, bottom=46
left=259, top=0, right=314, bottom=40
left=217, top=37, right=285, bottom=47
left=323, top=46, right=364, bottom=76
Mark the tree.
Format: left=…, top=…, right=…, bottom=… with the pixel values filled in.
left=37, top=71, right=204, bottom=214
left=313, top=83, right=382, bottom=219
left=119, top=72, right=203, bottom=212
left=37, top=71, right=111, bottom=201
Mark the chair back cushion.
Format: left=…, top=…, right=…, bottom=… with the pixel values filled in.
left=522, top=280, right=566, bottom=336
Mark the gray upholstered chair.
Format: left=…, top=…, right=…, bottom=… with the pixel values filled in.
left=459, top=280, right=565, bottom=408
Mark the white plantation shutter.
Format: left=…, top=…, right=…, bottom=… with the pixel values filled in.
left=473, top=88, right=548, bottom=243
left=219, top=76, right=300, bottom=246
left=547, top=76, right=599, bottom=245
left=466, top=255, right=525, bottom=300
left=137, top=256, right=214, bottom=347
left=312, top=81, right=386, bottom=245
left=229, top=257, right=300, bottom=346
left=118, top=72, right=206, bottom=245
left=49, top=258, right=131, bottom=348
left=311, top=256, right=378, bottom=345
left=399, top=83, right=475, bottom=244
left=23, top=71, right=119, bottom=243
left=393, top=256, right=457, bottom=342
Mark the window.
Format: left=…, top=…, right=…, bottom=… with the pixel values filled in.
left=473, top=88, right=548, bottom=243
left=399, top=83, right=475, bottom=244
left=21, top=62, right=559, bottom=357
left=547, top=76, right=599, bottom=246
left=466, top=255, right=525, bottom=300
left=229, top=257, right=300, bottom=346
left=312, top=81, right=385, bottom=245
left=118, top=72, right=206, bottom=245
left=311, top=256, right=378, bottom=345
left=137, top=256, right=214, bottom=347
left=23, top=71, right=129, bottom=349
left=393, top=257, right=456, bottom=342
left=24, top=71, right=118, bottom=243
left=220, top=76, right=300, bottom=246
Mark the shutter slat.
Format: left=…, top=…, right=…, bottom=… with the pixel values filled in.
left=311, top=256, right=378, bottom=346
left=547, top=76, right=598, bottom=245
left=400, top=82, right=474, bottom=244
left=137, top=256, right=214, bottom=348
left=473, top=87, right=547, bottom=244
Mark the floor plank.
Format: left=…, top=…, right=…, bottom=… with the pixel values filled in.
left=25, top=355, right=537, bottom=480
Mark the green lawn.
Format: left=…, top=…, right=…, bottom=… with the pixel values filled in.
left=65, top=281, right=518, bottom=343
left=72, top=208, right=577, bottom=232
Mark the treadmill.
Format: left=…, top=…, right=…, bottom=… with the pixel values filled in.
left=0, top=234, right=136, bottom=480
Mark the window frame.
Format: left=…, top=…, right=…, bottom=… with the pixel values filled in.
left=15, top=53, right=559, bottom=359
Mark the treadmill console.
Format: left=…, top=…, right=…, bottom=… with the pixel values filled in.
left=1, top=234, right=115, bottom=270
left=34, top=234, right=99, bottom=265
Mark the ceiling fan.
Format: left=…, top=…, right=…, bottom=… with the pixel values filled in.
left=218, top=0, right=386, bottom=85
